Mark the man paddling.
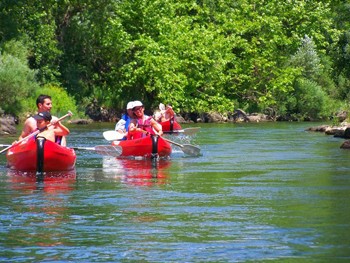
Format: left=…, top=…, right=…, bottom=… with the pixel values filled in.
left=18, top=94, right=67, bottom=146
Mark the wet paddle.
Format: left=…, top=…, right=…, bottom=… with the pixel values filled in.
left=103, top=130, right=125, bottom=141
left=0, top=111, right=73, bottom=154
left=0, top=144, right=12, bottom=148
left=74, top=145, right=122, bottom=157
left=162, top=137, right=201, bottom=156
left=102, top=130, right=201, bottom=156
left=0, top=144, right=122, bottom=157
left=103, top=127, right=200, bottom=141
left=163, top=127, right=200, bottom=136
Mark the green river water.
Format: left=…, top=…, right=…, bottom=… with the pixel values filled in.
left=0, top=122, right=350, bottom=262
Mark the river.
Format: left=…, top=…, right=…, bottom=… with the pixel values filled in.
left=1, top=122, right=350, bottom=262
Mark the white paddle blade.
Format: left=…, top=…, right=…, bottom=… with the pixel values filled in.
left=70, top=145, right=122, bottom=157
left=159, top=103, right=166, bottom=111
left=94, top=145, right=122, bottom=157
left=163, top=127, right=200, bottom=136
left=182, top=127, right=200, bottom=135
left=103, top=130, right=125, bottom=141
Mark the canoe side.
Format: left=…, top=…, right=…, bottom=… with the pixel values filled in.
left=160, top=119, right=182, bottom=131
left=6, top=139, right=76, bottom=172
left=115, top=136, right=172, bottom=157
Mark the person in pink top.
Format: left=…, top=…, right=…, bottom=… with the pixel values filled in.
left=153, top=103, right=175, bottom=122
left=128, top=101, right=163, bottom=140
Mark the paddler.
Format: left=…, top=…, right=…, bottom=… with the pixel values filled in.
left=34, top=111, right=70, bottom=143
left=154, top=103, right=176, bottom=122
left=18, top=94, right=67, bottom=146
left=128, top=101, right=163, bottom=140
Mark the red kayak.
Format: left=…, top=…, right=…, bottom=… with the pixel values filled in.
left=6, top=138, right=76, bottom=172
left=112, top=135, right=172, bottom=158
left=160, top=117, right=182, bottom=132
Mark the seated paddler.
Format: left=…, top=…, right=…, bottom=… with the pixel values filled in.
left=127, top=101, right=163, bottom=140
left=34, top=111, right=70, bottom=144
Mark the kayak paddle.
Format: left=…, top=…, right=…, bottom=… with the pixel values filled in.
left=162, top=137, right=201, bottom=156
left=103, top=130, right=125, bottom=141
left=0, top=144, right=12, bottom=148
left=0, top=144, right=122, bottom=157
left=163, top=127, right=200, bottom=136
left=103, top=127, right=200, bottom=141
left=0, top=111, right=73, bottom=154
left=74, top=145, right=122, bottom=157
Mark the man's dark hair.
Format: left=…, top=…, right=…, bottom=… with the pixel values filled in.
left=36, top=94, right=51, bottom=106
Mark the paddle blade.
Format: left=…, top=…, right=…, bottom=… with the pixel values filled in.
left=182, top=144, right=201, bottom=156
left=94, top=145, right=122, bottom=157
left=181, top=127, right=200, bottom=136
left=159, top=103, right=165, bottom=111
left=163, top=127, right=200, bottom=136
left=103, top=131, right=125, bottom=141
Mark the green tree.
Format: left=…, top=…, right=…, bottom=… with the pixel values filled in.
left=20, top=84, right=81, bottom=119
left=0, top=40, right=38, bottom=116
left=0, top=0, right=62, bottom=84
left=0, top=0, right=347, bottom=120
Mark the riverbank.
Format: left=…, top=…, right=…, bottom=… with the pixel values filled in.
left=2, top=108, right=349, bottom=140
left=306, top=121, right=350, bottom=149
left=0, top=116, right=16, bottom=136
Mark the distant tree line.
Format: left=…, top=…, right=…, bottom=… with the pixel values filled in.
left=1, top=0, right=350, bottom=121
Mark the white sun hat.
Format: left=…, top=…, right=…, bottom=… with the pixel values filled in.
left=133, top=101, right=143, bottom=108
left=126, top=101, right=134, bottom=110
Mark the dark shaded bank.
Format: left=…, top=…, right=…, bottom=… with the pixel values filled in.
left=88, top=106, right=348, bottom=124
left=87, top=107, right=280, bottom=123
left=1, top=108, right=349, bottom=138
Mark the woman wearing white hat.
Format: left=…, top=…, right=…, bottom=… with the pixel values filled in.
left=127, top=101, right=163, bottom=140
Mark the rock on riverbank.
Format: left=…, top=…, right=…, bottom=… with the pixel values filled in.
left=306, top=122, right=350, bottom=149
left=0, top=116, right=16, bottom=136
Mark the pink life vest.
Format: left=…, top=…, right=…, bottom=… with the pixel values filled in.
left=127, top=115, right=154, bottom=140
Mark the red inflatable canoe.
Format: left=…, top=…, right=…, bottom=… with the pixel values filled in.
left=160, top=118, right=182, bottom=132
left=6, top=138, right=76, bottom=172
left=112, top=135, right=172, bottom=158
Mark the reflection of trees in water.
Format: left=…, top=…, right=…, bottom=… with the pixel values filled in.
left=102, top=156, right=171, bottom=186
left=4, top=170, right=76, bottom=247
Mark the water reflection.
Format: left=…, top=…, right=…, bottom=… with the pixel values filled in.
left=102, top=157, right=171, bottom=186
left=3, top=170, right=76, bottom=249
left=7, top=169, right=76, bottom=193
left=3, top=123, right=350, bottom=261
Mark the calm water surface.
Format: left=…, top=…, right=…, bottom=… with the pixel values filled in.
left=1, top=122, right=350, bottom=262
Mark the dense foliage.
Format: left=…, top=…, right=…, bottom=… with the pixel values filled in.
left=1, top=0, right=350, bottom=120
left=0, top=40, right=38, bottom=115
